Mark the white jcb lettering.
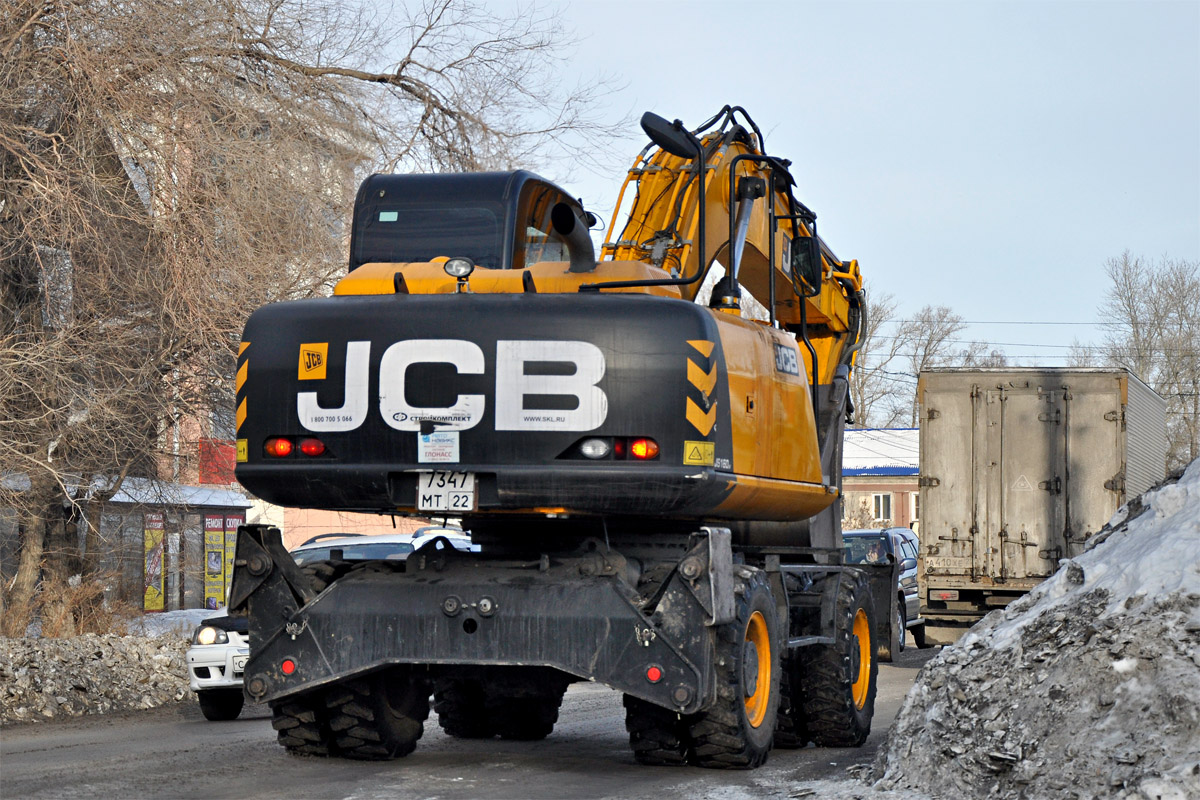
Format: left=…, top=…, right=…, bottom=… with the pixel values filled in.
left=495, top=340, right=608, bottom=431
left=297, top=341, right=371, bottom=432
left=295, top=339, right=608, bottom=433
left=379, top=340, right=485, bottom=431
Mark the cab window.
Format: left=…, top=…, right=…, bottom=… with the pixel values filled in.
left=515, top=183, right=572, bottom=269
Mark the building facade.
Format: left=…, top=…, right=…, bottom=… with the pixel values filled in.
left=841, top=428, right=920, bottom=533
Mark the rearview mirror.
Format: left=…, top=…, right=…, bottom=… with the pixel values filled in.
left=789, top=234, right=823, bottom=289
left=640, top=112, right=701, bottom=160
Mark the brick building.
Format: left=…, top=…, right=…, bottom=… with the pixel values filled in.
left=841, top=428, right=920, bottom=533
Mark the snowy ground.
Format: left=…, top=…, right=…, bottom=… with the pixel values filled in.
left=873, top=459, right=1200, bottom=800
left=124, top=608, right=213, bottom=637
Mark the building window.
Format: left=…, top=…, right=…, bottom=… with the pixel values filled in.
left=873, top=493, right=892, bottom=522
left=912, top=492, right=920, bottom=521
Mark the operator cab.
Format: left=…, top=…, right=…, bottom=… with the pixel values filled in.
left=349, top=171, right=586, bottom=272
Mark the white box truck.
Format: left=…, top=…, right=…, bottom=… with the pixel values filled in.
left=917, top=368, right=1166, bottom=645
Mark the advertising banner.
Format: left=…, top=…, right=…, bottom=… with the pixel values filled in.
left=224, top=514, right=244, bottom=595
left=143, top=513, right=165, bottom=612
left=204, top=514, right=226, bottom=609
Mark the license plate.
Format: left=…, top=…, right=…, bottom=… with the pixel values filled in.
left=925, top=557, right=972, bottom=571
left=417, top=471, right=476, bottom=512
left=232, top=654, right=249, bottom=672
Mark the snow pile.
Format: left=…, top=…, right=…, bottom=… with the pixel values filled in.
left=0, top=634, right=191, bottom=723
left=875, top=459, right=1200, bottom=800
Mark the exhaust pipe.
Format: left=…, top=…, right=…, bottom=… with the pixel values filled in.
left=551, top=202, right=597, bottom=273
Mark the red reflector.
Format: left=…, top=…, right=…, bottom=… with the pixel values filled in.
left=646, top=666, right=663, bottom=683
left=630, top=438, right=659, bottom=460
left=264, top=437, right=294, bottom=458
left=932, top=590, right=959, bottom=601
left=299, top=438, right=326, bottom=457
left=281, top=658, right=296, bottom=676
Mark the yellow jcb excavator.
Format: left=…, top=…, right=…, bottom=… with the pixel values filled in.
left=229, top=106, right=880, bottom=769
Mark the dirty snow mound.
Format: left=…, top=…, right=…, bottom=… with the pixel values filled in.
left=874, top=459, right=1200, bottom=800
left=0, top=635, right=191, bottom=723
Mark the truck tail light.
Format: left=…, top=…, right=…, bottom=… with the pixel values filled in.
left=931, top=589, right=959, bottom=601
left=264, top=437, right=294, bottom=457
left=630, top=438, right=659, bottom=460
left=299, top=438, right=326, bottom=457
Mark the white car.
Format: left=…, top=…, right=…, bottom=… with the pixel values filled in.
left=186, top=615, right=250, bottom=720
left=290, top=528, right=475, bottom=564
left=187, top=529, right=475, bottom=720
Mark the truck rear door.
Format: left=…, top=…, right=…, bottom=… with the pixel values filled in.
left=984, top=385, right=1065, bottom=584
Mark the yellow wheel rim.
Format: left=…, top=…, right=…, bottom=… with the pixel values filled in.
left=743, top=610, right=772, bottom=727
left=851, top=608, right=871, bottom=709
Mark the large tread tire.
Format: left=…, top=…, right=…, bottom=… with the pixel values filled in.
left=487, top=681, right=569, bottom=741
left=687, top=568, right=781, bottom=769
left=271, top=690, right=337, bottom=756
left=198, top=688, right=244, bottom=721
left=798, top=570, right=877, bottom=748
left=324, top=669, right=431, bottom=760
left=299, top=559, right=350, bottom=594
left=772, top=655, right=807, bottom=749
left=433, top=679, right=494, bottom=739
left=623, top=695, right=690, bottom=766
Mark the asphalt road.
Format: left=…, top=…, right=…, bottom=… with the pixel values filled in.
left=1, top=645, right=939, bottom=800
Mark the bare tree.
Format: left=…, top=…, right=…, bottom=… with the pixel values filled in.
left=895, top=305, right=976, bottom=426
left=848, top=284, right=907, bottom=428
left=0, top=0, right=618, bottom=634
left=1100, top=252, right=1200, bottom=469
left=1066, top=338, right=1099, bottom=367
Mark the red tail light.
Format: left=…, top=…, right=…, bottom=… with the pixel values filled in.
left=630, top=438, right=659, bottom=460
left=299, top=438, right=326, bottom=457
left=264, top=437, right=294, bottom=457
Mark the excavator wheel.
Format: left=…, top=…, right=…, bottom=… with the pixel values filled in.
left=324, top=668, right=431, bottom=760
left=772, top=655, right=808, bottom=749
left=433, top=679, right=494, bottom=739
left=687, top=568, right=781, bottom=769
left=623, top=694, right=690, bottom=765
left=271, top=689, right=337, bottom=756
left=298, top=559, right=352, bottom=594
left=797, top=570, right=877, bottom=747
left=489, top=691, right=566, bottom=741
left=486, top=673, right=570, bottom=740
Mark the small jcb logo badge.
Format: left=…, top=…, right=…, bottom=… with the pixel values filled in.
left=298, top=343, right=328, bottom=380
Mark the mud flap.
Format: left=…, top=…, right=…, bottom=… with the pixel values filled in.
left=230, top=526, right=725, bottom=716
left=860, top=561, right=898, bottom=662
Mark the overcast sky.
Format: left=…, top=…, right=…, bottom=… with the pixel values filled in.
left=526, top=0, right=1199, bottom=365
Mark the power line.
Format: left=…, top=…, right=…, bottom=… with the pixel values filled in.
left=867, top=334, right=1200, bottom=354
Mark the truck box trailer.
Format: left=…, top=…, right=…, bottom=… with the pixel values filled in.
left=917, top=368, right=1166, bottom=645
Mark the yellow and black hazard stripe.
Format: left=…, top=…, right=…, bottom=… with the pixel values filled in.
left=683, top=338, right=732, bottom=472
left=235, top=341, right=250, bottom=463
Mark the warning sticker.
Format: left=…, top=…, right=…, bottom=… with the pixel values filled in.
left=236, top=439, right=248, bottom=463
left=684, top=440, right=715, bottom=466
left=298, top=343, right=328, bottom=380
left=1013, top=474, right=1035, bottom=492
